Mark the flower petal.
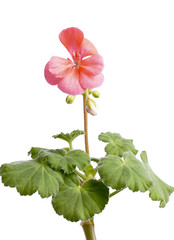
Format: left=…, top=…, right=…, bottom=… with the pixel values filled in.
left=80, top=54, right=104, bottom=77
left=58, top=69, right=86, bottom=95
left=44, top=62, right=62, bottom=85
left=59, top=27, right=84, bottom=56
left=79, top=38, right=98, bottom=59
left=49, top=56, right=74, bottom=77
left=80, top=72, right=104, bottom=89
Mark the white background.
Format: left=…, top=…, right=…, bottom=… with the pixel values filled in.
left=0, top=0, right=174, bottom=239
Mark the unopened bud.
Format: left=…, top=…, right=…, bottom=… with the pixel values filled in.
left=86, top=98, right=98, bottom=116
left=92, top=90, right=100, bottom=98
left=66, top=95, right=76, bottom=104
left=88, top=89, right=93, bottom=95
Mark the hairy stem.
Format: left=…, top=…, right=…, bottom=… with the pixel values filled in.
left=81, top=219, right=97, bottom=240
left=83, top=92, right=90, bottom=155
left=81, top=91, right=97, bottom=240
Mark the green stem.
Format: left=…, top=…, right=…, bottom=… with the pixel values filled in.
left=69, top=141, right=73, bottom=150
left=74, top=169, right=87, bottom=181
left=81, top=90, right=97, bottom=240
left=81, top=219, right=96, bottom=240
left=109, top=187, right=126, bottom=198
left=83, top=91, right=90, bottom=155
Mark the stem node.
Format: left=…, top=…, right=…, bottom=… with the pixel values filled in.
left=81, top=219, right=96, bottom=240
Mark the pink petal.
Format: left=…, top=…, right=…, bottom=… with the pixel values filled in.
left=44, top=62, right=62, bottom=85
left=59, top=27, right=84, bottom=57
left=79, top=72, right=104, bottom=89
left=49, top=56, right=74, bottom=77
left=79, top=38, right=98, bottom=59
left=58, top=69, right=86, bottom=95
left=80, top=54, right=104, bottom=77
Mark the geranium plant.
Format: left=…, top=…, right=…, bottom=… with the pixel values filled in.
left=0, top=27, right=173, bottom=240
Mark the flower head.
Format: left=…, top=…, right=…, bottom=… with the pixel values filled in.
left=44, top=27, right=104, bottom=95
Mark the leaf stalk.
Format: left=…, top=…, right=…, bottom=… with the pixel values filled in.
left=74, top=169, right=87, bottom=181
left=109, top=187, right=126, bottom=198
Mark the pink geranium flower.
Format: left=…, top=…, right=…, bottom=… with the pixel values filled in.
left=44, top=27, right=104, bottom=95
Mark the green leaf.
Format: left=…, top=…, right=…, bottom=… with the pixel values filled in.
left=0, top=159, right=64, bottom=198
left=28, top=147, right=70, bottom=159
left=38, top=149, right=90, bottom=174
left=83, top=164, right=97, bottom=177
left=98, top=132, right=138, bottom=157
left=52, top=173, right=109, bottom=222
left=140, top=151, right=174, bottom=207
left=53, top=130, right=84, bottom=145
left=28, top=147, right=48, bottom=159
left=98, top=151, right=152, bottom=192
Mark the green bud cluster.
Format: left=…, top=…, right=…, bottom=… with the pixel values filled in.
left=88, top=89, right=100, bottom=98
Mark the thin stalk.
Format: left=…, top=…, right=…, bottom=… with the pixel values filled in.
left=109, top=187, right=126, bottom=198
left=69, top=141, right=73, bottom=150
left=74, top=169, right=87, bottom=181
left=81, top=91, right=97, bottom=240
left=83, top=92, right=90, bottom=155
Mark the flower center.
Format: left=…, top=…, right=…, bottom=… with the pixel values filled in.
left=72, top=52, right=81, bottom=68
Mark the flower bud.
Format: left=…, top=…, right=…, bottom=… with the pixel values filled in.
left=86, top=98, right=98, bottom=116
left=66, top=95, right=76, bottom=104
left=88, top=89, right=93, bottom=95
left=92, top=90, right=100, bottom=98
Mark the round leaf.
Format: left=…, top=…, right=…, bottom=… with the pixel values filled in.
left=53, top=130, right=84, bottom=144
left=39, top=149, right=90, bottom=174
left=98, top=132, right=138, bottom=157
left=98, top=152, right=152, bottom=192
left=52, top=173, right=109, bottom=222
left=0, top=159, right=64, bottom=198
left=141, top=151, right=174, bottom=207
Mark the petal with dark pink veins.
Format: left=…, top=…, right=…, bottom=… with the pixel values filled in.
left=59, top=27, right=84, bottom=57
left=80, top=38, right=98, bottom=59
left=80, top=72, right=104, bottom=89
left=44, top=62, right=62, bottom=85
left=58, top=69, right=86, bottom=95
left=49, top=56, right=74, bottom=78
left=80, top=54, right=104, bottom=77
